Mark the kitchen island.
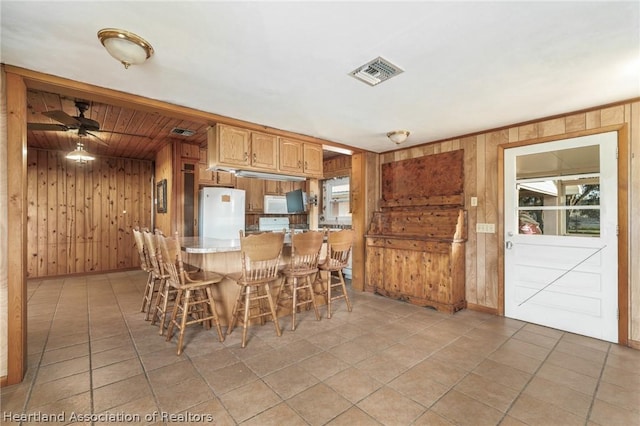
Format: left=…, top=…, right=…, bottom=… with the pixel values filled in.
left=179, top=236, right=327, bottom=326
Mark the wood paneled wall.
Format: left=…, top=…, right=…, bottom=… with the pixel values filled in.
left=380, top=101, right=640, bottom=343
left=26, top=149, right=153, bottom=278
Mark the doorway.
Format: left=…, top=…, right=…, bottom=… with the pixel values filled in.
left=504, top=131, right=619, bottom=342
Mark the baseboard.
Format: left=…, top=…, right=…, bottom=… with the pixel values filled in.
left=466, top=303, right=498, bottom=315
left=627, top=339, right=640, bottom=350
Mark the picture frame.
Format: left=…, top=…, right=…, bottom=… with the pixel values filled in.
left=156, top=179, right=167, bottom=213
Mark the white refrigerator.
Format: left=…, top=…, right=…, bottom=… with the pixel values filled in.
left=199, top=188, right=245, bottom=240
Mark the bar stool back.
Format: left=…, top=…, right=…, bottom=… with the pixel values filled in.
left=227, top=231, right=284, bottom=348
left=133, top=226, right=155, bottom=317
left=276, top=230, right=324, bottom=330
left=144, top=229, right=173, bottom=333
left=318, top=229, right=355, bottom=318
left=157, top=232, right=225, bottom=355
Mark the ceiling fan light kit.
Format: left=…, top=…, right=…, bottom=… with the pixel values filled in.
left=387, top=130, right=410, bottom=145
left=97, top=28, right=154, bottom=69
left=66, top=142, right=95, bottom=163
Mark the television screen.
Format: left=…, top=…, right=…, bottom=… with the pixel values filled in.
left=286, top=189, right=306, bottom=213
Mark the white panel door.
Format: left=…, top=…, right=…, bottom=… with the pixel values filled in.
left=504, top=132, right=618, bottom=342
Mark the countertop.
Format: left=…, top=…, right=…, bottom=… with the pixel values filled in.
left=180, top=237, right=241, bottom=254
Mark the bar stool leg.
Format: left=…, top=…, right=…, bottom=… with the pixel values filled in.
left=241, top=285, right=252, bottom=348
left=265, top=283, right=282, bottom=338
left=205, top=286, right=224, bottom=342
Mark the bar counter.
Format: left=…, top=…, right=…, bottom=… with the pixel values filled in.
left=179, top=236, right=327, bottom=327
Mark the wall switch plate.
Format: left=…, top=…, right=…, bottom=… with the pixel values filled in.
left=470, top=197, right=478, bottom=207
left=476, top=223, right=496, bottom=233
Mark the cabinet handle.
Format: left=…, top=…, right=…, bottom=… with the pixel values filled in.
left=244, top=152, right=248, bottom=161
left=298, top=160, right=302, bottom=168
left=253, top=153, right=257, bottom=163
left=304, top=161, right=308, bottom=169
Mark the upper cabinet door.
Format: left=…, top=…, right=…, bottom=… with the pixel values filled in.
left=303, top=143, right=323, bottom=176
left=218, top=124, right=251, bottom=166
left=279, top=137, right=304, bottom=173
left=250, top=131, right=278, bottom=170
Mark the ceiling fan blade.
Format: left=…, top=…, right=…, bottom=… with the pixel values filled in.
left=97, top=129, right=151, bottom=138
left=27, top=123, right=69, bottom=131
left=85, top=131, right=110, bottom=147
left=42, top=110, right=81, bottom=127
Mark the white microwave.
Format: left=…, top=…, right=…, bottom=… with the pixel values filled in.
left=264, top=195, right=287, bottom=214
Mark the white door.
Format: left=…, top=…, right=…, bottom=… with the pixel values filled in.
left=504, top=132, right=618, bottom=342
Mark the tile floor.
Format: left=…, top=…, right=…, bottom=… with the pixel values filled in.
left=2, top=270, right=639, bottom=425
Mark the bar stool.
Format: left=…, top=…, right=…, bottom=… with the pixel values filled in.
left=157, top=232, right=225, bottom=355
left=145, top=229, right=174, bottom=334
left=276, top=230, right=324, bottom=330
left=317, top=229, right=354, bottom=318
left=227, top=231, right=284, bottom=348
left=133, top=226, right=155, bottom=317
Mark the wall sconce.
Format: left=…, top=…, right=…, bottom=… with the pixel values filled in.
left=97, top=28, right=154, bottom=69
left=387, top=130, right=410, bottom=145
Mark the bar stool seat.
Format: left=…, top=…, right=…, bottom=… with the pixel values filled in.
left=227, top=231, right=284, bottom=348
left=276, top=230, right=324, bottom=330
left=316, top=229, right=355, bottom=318
left=158, top=232, right=225, bottom=355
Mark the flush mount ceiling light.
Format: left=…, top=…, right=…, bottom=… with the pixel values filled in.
left=387, top=130, right=410, bottom=145
left=66, top=142, right=95, bottom=163
left=97, top=28, right=154, bottom=69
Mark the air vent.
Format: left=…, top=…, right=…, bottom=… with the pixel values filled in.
left=170, top=127, right=196, bottom=137
left=349, top=56, right=404, bottom=86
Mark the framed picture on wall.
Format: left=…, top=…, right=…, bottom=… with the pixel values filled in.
left=156, top=179, right=167, bottom=213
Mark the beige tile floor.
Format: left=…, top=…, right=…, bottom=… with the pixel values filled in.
left=2, top=270, right=639, bottom=425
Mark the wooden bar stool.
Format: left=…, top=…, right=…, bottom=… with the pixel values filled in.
left=227, top=231, right=284, bottom=348
left=145, top=229, right=174, bottom=334
left=133, top=226, right=156, bottom=318
left=317, top=229, right=354, bottom=318
left=158, top=232, right=225, bottom=355
left=276, top=230, right=324, bottom=330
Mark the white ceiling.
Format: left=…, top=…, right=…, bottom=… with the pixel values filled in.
left=2, top=1, right=639, bottom=154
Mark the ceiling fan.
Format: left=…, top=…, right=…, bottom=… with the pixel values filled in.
left=27, top=100, right=145, bottom=146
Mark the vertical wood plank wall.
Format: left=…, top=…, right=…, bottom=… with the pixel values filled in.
left=380, top=102, right=639, bottom=342
left=26, top=149, right=153, bottom=278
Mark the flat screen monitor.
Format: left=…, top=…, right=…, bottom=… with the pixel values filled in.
left=286, top=189, right=306, bottom=213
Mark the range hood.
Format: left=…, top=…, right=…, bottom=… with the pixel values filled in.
left=234, top=170, right=306, bottom=182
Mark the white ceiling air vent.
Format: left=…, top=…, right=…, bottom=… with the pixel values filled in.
left=349, top=56, right=404, bottom=86
left=170, top=127, right=196, bottom=137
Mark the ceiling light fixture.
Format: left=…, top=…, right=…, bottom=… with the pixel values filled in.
left=387, top=130, right=410, bottom=145
left=66, top=142, right=95, bottom=163
left=97, top=28, right=154, bottom=69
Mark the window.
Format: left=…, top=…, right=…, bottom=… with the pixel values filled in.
left=321, top=176, right=351, bottom=224
left=516, top=145, right=600, bottom=237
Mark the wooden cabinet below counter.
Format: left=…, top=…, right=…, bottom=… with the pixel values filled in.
left=235, top=177, right=264, bottom=212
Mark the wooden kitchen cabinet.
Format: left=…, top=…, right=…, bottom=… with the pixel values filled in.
left=264, top=179, right=297, bottom=195
left=181, top=143, right=200, bottom=159
left=250, top=131, right=278, bottom=170
left=198, top=148, right=235, bottom=186
left=279, top=137, right=323, bottom=177
left=235, top=177, right=264, bottom=212
left=208, top=124, right=278, bottom=171
left=198, top=163, right=236, bottom=187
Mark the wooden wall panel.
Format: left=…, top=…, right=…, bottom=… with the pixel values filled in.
left=26, top=149, right=152, bottom=278
left=154, top=143, right=173, bottom=236
left=381, top=100, right=639, bottom=343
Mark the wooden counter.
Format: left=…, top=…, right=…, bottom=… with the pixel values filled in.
left=179, top=237, right=328, bottom=326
